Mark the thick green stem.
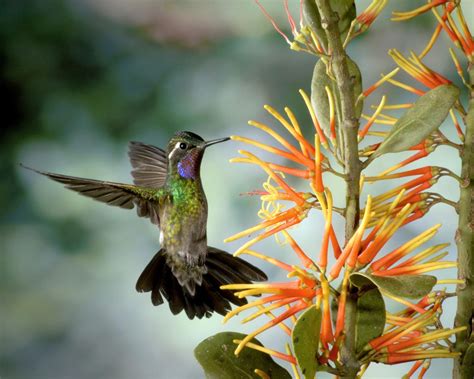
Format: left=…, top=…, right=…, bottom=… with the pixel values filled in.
left=314, top=0, right=361, bottom=377
left=453, top=65, right=474, bottom=379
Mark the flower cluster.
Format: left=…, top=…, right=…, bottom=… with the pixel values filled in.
left=213, top=1, right=469, bottom=377
left=360, top=291, right=463, bottom=370
left=221, top=94, right=463, bottom=374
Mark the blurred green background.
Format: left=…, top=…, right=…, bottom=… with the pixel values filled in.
left=1, top=1, right=472, bottom=378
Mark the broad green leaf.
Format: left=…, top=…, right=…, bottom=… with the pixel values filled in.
left=194, top=332, right=291, bottom=379
left=311, top=57, right=363, bottom=141
left=302, top=0, right=356, bottom=51
left=372, top=84, right=460, bottom=158
left=292, top=304, right=321, bottom=378
left=355, top=287, right=385, bottom=352
left=350, top=273, right=436, bottom=299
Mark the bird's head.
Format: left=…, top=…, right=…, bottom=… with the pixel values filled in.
left=167, top=131, right=229, bottom=179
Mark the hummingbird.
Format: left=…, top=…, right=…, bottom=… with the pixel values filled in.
left=23, top=131, right=267, bottom=319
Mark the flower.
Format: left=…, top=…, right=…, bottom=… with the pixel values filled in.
left=391, top=0, right=453, bottom=22
left=389, top=49, right=451, bottom=91
left=392, top=1, right=473, bottom=60
left=343, top=0, right=388, bottom=46
left=359, top=291, right=465, bottom=365
left=356, top=0, right=388, bottom=30
left=255, top=0, right=326, bottom=55
left=221, top=256, right=320, bottom=356
left=226, top=93, right=338, bottom=255
left=222, top=186, right=459, bottom=371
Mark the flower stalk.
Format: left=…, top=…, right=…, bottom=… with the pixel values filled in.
left=453, top=64, right=474, bottom=379
left=313, top=0, right=362, bottom=376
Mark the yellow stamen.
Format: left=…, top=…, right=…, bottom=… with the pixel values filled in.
left=285, top=303, right=298, bottom=325
left=376, top=112, right=398, bottom=122
left=437, top=279, right=465, bottom=285
left=399, top=243, right=450, bottom=267
left=431, top=6, right=463, bottom=51
left=387, top=78, right=424, bottom=96
left=420, top=24, right=442, bottom=59
left=367, top=131, right=388, bottom=137
left=391, top=223, right=441, bottom=258
left=378, top=311, right=436, bottom=348
left=299, top=89, right=328, bottom=148
left=224, top=215, right=284, bottom=242
left=456, top=6, right=470, bottom=37
left=231, top=215, right=303, bottom=256
left=234, top=288, right=280, bottom=298
left=230, top=135, right=301, bottom=164
left=222, top=298, right=267, bottom=324
left=360, top=174, right=366, bottom=192
left=359, top=95, right=387, bottom=141
left=424, top=251, right=449, bottom=263
left=285, top=106, right=308, bottom=157
left=414, top=326, right=467, bottom=345
left=380, top=290, right=428, bottom=314
left=361, top=189, right=406, bottom=244
left=241, top=249, right=292, bottom=271
left=361, top=114, right=395, bottom=125
left=237, top=150, right=305, bottom=205
left=362, top=68, right=400, bottom=98
left=391, top=2, right=442, bottom=21
left=248, top=120, right=312, bottom=166
left=285, top=344, right=301, bottom=379
left=256, top=304, right=292, bottom=335
left=361, top=204, right=416, bottom=263
left=448, top=47, right=466, bottom=85
left=378, top=261, right=457, bottom=276
left=264, top=105, right=314, bottom=157
left=446, top=10, right=465, bottom=51
left=233, top=340, right=294, bottom=365
left=242, top=298, right=295, bottom=324
left=390, top=49, right=428, bottom=84
left=234, top=303, right=305, bottom=355
left=221, top=283, right=279, bottom=290
left=373, top=103, right=412, bottom=110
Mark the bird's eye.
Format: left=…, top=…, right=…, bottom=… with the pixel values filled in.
left=179, top=142, right=187, bottom=150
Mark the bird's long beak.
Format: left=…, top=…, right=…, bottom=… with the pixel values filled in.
left=202, top=137, right=230, bottom=148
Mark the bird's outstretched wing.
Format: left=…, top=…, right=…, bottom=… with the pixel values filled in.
left=22, top=165, right=163, bottom=226
left=128, top=141, right=168, bottom=188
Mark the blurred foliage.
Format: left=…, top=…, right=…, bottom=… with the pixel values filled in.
left=0, top=1, right=312, bottom=378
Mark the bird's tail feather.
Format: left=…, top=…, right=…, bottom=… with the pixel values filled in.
left=136, top=247, right=267, bottom=319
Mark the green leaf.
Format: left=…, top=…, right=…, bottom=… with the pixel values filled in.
left=194, top=332, right=291, bottom=379
left=355, top=287, right=386, bottom=352
left=292, top=304, right=322, bottom=378
left=302, top=0, right=356, bottom=51
left=311, top=56, right=363, bottom=141
left=372, top=84, right=460, bottom=158
left=302, top=0, right=327, bottom=48
left=350, top=272, right=437, bottom=299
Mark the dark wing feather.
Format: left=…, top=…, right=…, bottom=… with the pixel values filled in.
left=128, top=141, right=168, bottom=188
left=23, top=165, right=162, bottom=226
left=207, top=247, right=267, bottom=281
